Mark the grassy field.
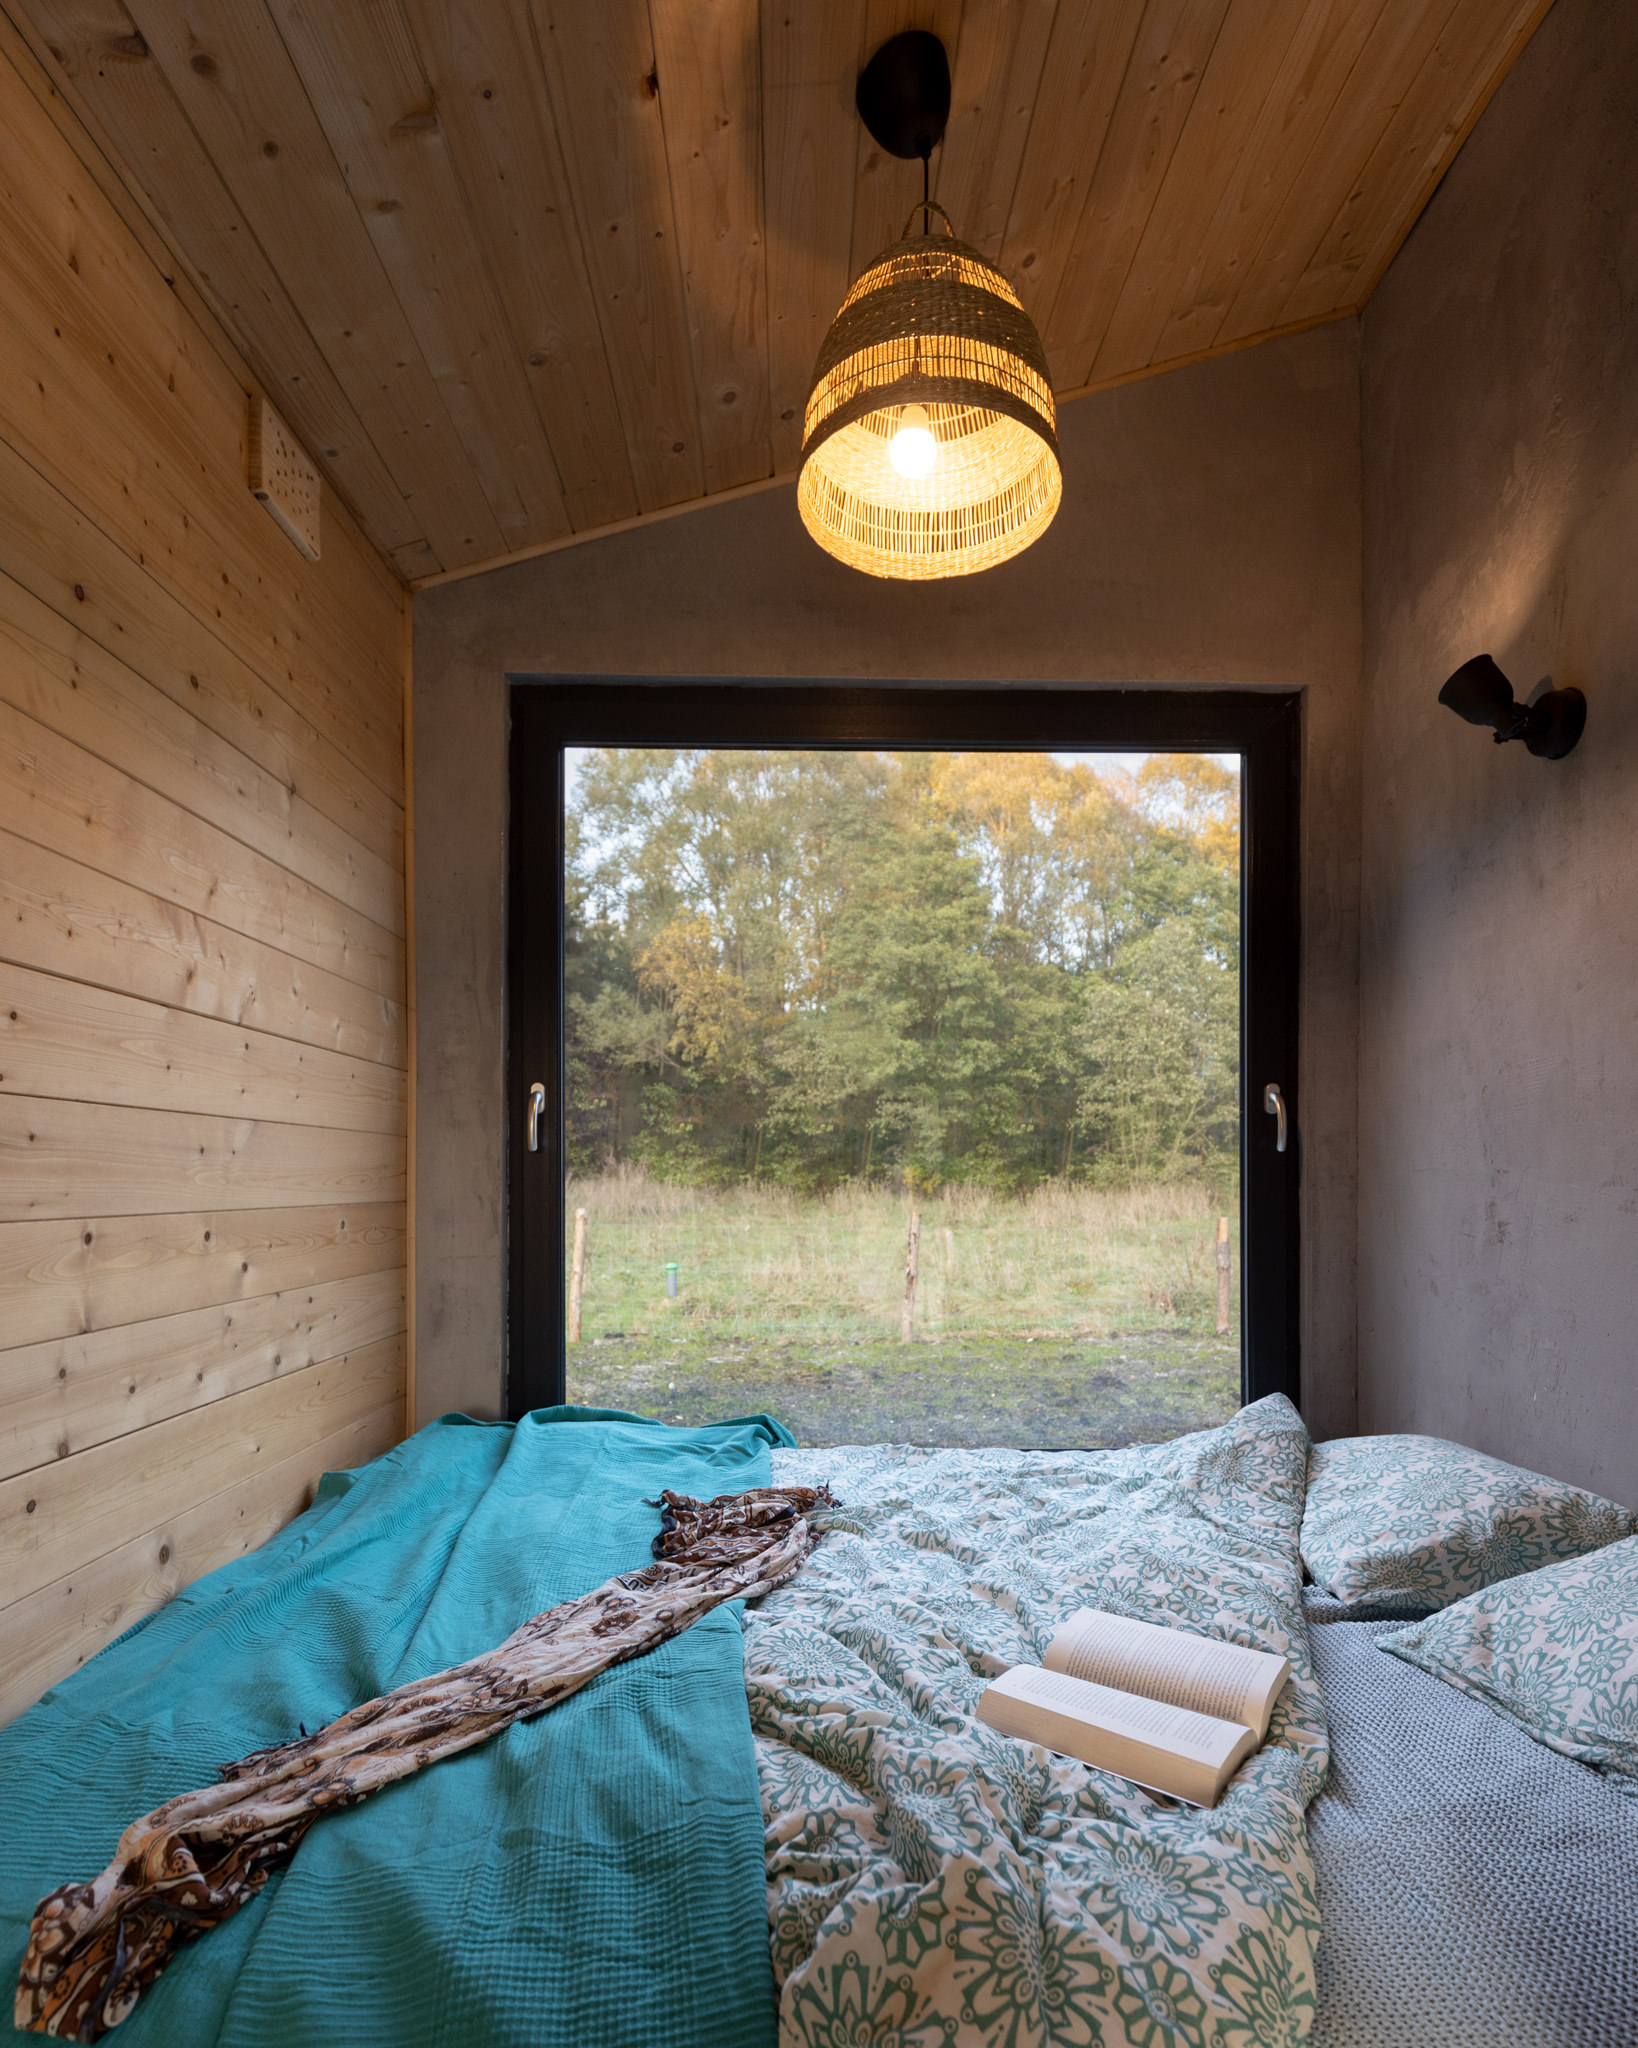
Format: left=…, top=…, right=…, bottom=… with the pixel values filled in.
left=563, top=1172, right=1241, bottom=1448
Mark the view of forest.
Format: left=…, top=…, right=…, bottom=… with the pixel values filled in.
left=562, top=747, right=1243, bottom=1448
left=565, top=748, right=1239, bottom=1193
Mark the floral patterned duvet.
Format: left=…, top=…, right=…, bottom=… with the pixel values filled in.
left=749, top=1393, right=1327, bottom=2048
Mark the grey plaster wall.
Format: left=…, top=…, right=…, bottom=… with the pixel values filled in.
left=414, top=319, right=1363, bottom=1429
left=1359, top=0, right=1638, bottom=1499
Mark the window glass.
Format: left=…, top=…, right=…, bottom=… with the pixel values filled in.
left=563, top=747, right=1240, bottom=1448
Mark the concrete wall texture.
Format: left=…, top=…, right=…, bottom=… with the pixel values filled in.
left=1358, top=0, right=1638, bottom=1500
left=413, top=317, right=1364, bottom=1431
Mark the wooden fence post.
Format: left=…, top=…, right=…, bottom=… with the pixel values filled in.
left=901, top=1210, right=921, bottom=1343
left=569, top=1207, right=588, bottom=1343
left=1215, top=1216, right=1230, bottom=1335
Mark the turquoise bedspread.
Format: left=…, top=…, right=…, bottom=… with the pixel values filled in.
left=0, top=1407, right=792, bottom=2048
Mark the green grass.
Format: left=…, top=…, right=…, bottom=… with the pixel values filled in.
left=563, top=1172, right=1241, bottom=1448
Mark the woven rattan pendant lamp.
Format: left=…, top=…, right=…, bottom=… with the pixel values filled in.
left=797, top=31, right=1062, bottom=581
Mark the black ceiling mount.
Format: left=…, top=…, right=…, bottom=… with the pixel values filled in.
left=856, top=30, right=950, bottom=162
left=1438, top=654, right=1587, bottom=760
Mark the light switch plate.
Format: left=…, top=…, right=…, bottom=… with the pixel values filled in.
left=248, top=394, right=321, bottom=561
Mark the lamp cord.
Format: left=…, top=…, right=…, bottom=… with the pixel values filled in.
left=922, top=150, right=930, bottom=234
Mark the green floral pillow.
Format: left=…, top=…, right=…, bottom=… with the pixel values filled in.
left=1379, top=1538, right=1638, bottom=1795
left=1301, top=1434, right=1636, bottom=1616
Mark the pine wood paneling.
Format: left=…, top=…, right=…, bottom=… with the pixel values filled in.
left=0, top=27, right=408, bottom=1724
left=397, top=0, right=638, bottom=533
left=7, top=0, right=1549, bottom=581
left=535, top=1, right=705, bottom=511
left=0, top=431, right=405, bottom=876
left=650, top=0, right=771, bottom=495
left=935, top=0, right=1057, bottom=265
left=2, top=1338, right=404, bottom=1611
left=0, top=77, right=407, bottom=779
left=0, top=1266, right=406, bottom=1478
left=0, top=828, right=404, bottom=1067
left=0, top=1097, right=403, bottom=1222
left=0, top=695, right=404, bottom=1003
left=1088, top=0, right=1347, bottom=379
left=1209, top=2, right=1460, bottom=349
left=8, top=0, right=424, bottom=563
left=0, top=961, right=405, bottom=1134
left=263, top=0, right=572, bottom=549
left=0, top=1203, right=406, bottom=1354
left=0, top=572, right=403, bottom=934
left=0, top=1394, right=403, bottom=1726
left=86, top=0, right=503, bottom=571
left=760, top=0, right=867, bottom=473
left=997, top=0, right=1147, bottom=334
left=1035, top=0, right=1230, bottom=385
left=1135, top=0, right=1389, bottom=370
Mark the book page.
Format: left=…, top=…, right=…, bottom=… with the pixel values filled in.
left=1042, top=1609, right=1289, bottom=1737
left=1003, top=1666, right=1243, bottom=1763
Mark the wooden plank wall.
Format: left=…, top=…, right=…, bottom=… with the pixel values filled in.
left=0, top=28, right=410, bottom=1724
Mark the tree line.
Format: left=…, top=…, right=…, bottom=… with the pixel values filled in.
left=565, top=749, right=1239, bottom=1194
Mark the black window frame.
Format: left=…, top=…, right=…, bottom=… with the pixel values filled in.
left=507, top=680, right=1301, bottom=1425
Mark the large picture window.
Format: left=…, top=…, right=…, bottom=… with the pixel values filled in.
left=508, top=684, right=1299, bottom=1440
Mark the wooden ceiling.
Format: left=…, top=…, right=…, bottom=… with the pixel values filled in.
left=12, top=0, right=1550, bottom=587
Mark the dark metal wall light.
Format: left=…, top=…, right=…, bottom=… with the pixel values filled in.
left=1438, top=654, right=1587, bottom=759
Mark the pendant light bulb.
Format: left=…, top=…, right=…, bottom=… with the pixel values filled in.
left=889, top=404, right=938, bottom=478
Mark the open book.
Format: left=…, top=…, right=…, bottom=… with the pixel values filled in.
left=977, top=1608, right=1290, bottom=1808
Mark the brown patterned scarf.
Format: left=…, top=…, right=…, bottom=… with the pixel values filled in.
left=15, top=1483, right=833, bottom=2042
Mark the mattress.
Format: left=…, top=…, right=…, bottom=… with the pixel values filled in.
left=1308, top=1618, right=1638, bottom=2048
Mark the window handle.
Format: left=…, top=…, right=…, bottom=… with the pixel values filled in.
left=527, top=1081, right=545, bottom=1153
left=1262, top=1082, right=1287, bottom=1154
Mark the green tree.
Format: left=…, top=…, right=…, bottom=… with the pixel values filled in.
left=563, top=746, right=1241, bottom=1191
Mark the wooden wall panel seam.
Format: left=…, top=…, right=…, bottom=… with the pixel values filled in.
left=0, top=1392, right=405, bottom=1727
left=0, top=958, right=407, bottom=1134
left=0, top=1201, right=406, bottom=1354
left=0, top=692, right=405, bottom=1004
left=0, top=825, right=406, bottom=1070
left=1, top=1266, right=406, bottom=1481
left=0, top=448, right=405, bottom=875
left=0, top=1093, right=405, bottom=1223
left=0, top=570, right=405, bottom=937
left=0, top=132, right=406, bottom=794
left=0, top=1335, right=405, bottom=1613
left=115, top=0, right=511, bottom=571
left=0, top=3, right=423, bottom=574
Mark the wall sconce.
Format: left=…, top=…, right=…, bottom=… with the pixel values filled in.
left=1438, top=655, right=1586, bottom=759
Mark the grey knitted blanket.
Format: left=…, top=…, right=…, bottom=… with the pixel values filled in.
left=1308, top=1618, right=1638, bottom=2047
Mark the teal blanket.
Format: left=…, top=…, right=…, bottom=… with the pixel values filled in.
left=0, top=1408, right=792, bottom=2048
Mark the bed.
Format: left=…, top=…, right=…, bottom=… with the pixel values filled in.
left=1304, top=1611, right=1638, bottom=2048
left=2, top=1398, right=1634, bottom=2047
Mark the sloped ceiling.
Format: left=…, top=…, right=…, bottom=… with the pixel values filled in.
left=12, top=0, right=1551, bottom=585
